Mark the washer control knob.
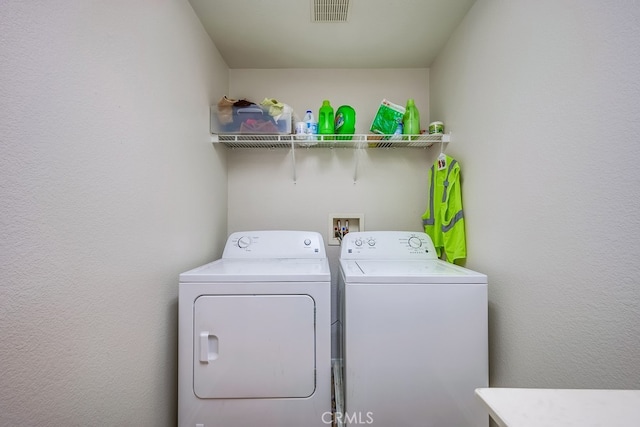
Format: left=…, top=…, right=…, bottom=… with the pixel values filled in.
left=304, top=239, right=311, bottom=246
left=368, top=239, right=376, bottom=247
left=408, top=236, right=422, bottom=248
left=237, top=236, right=251, bottom=248
left=354, top=239, right=363, bottom=247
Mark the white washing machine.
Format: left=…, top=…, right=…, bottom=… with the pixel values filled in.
left=337, top=231, right=488, bottom=427
left=179, top=230, right=332, bottom=427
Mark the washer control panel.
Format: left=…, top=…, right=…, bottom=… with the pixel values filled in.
left=340, top=231, right=437, bottom=260
left=223, top=230, right=326, bottom=259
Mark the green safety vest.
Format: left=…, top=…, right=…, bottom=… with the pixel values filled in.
left=422, top=155, right=466, bottom=263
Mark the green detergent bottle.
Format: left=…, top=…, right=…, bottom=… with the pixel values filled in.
left=334, top=105, right=356, bottom=141
left=402, top=98, right=420, bottom=139
left=318, top=100, right=335, bottom=138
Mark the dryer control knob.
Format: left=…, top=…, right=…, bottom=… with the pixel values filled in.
left=237, top=236, right=252, bottom=248
left=354, top=239, right=363, bottom=247
left=408, top=236, right=422, bottom=248
left=304, top=239, right=311, bottom=246
left=367, top=239, right=376, bottom=247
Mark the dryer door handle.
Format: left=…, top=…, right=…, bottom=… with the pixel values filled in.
left=199, top=331, right=219, bottom=363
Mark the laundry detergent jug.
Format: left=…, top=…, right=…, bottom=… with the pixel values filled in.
left=335, top=105, right=356, bottom=141
left=318, top=100, right=335, bottom=137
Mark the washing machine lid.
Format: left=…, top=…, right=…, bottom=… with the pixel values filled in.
left=340, top=259, right=487, bottom=284
left=180, top=258, right=331, bottom=283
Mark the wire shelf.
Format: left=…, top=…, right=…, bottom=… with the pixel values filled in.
left=212, top=133, right=448, bottom=148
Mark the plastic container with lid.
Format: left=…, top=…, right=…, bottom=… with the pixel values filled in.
left=210, top=105, right=292, bottom=135
left=428, top=121, right=444, bottom=135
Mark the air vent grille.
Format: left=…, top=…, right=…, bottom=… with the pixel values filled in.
left=312, top=0, right=350, bottom=23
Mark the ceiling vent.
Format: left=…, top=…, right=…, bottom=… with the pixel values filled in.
left=312, top=0, right=350, bottom=23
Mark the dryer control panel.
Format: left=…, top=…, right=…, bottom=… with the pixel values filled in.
left=223, top=230, right=326, bottom=259
left=340, top=231, right=437, bottom=260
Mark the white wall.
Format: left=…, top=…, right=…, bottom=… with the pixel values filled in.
left=0, top=1, right=228, bottom=425
left=430, top=0, right=640, bottom=388
left=227, top=69, right=430, bottom=241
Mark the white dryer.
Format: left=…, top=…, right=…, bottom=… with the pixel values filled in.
left=179, top=230, right=331, bottom=427
left=338, top=231, right=488, bottom=427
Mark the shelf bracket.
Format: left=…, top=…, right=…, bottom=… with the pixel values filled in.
left=353, top=141, right=363, bottom=183
left=291, top=138, right=297, bottom=183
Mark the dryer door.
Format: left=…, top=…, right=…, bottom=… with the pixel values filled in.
left=193, top=294, right=316, bottom=398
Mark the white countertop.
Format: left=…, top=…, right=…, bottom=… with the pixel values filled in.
left=475, top=388, right=640, bottom=427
